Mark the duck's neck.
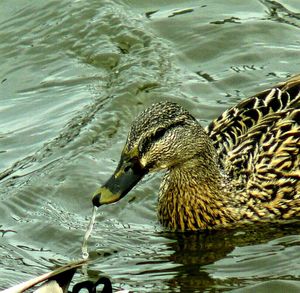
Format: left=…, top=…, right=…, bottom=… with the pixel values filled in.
left=158, top=152, right=238, bottom=231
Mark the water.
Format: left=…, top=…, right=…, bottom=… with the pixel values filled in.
left=81, top=206, right=97, bottom=260
left=0, top=0, right=299, bottom=292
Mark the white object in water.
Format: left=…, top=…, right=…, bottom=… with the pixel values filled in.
left=33, top=280, right=63, bottom=293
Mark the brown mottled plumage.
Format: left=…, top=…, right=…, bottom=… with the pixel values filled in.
left=93, top=75, right=300, bottom=231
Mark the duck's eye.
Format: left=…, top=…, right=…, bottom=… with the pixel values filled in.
left=140, top=121, right=186, bottom=155
left=152, top=127, right=168, bottom=141
left=124, top=165, right=131, bottom=172
left=140, top=127, right=168, bottom=155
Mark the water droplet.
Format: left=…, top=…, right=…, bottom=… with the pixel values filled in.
left=81, top=206, right=98, bottom=259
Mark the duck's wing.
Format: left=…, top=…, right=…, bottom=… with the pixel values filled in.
left=207, top=75, right=300, bottom=164
left=206, top=75, right=300, bottom=217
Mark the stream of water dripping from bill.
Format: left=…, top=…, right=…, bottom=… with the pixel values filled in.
left=81, top=206, right=98, bottom=260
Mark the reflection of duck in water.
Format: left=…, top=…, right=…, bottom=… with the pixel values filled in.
left=162, top=220, right=300, bottom=291
left=93, top=75, right=300, bottom=231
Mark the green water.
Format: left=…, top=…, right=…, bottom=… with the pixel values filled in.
left=0, top=0, right=299, bottom=292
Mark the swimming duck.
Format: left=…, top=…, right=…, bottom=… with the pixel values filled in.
left=33, top=276, right=113, bottom=293
left=92, top=75, right=300, bottom=231
left=2, top=259, right=129, bottom=293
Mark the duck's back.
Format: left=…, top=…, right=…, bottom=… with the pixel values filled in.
left=206, top=75, right=300, bottom=219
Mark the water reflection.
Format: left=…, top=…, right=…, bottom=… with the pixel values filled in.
left=155, top=221, right=300, bottom=291
left=82, top=220, right=300, bottom=291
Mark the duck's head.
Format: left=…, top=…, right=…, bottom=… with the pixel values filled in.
left=92, top=101, right=209, bottom=207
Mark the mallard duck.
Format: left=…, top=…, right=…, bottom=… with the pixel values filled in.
left=92, top=75, right=300, bottom=231
left=2, top=259, right=128, bottom=293
left=33, top=277, right=113, bottom=293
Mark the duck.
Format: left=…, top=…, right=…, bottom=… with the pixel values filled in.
left=2, top=259, right=129, bottom=293
left=92, top=75, right=300, bottom=231
left=33, top=276, right=113, bottom=293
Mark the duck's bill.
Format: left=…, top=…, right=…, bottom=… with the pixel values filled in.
left=92, top=157, right=147, bottom=207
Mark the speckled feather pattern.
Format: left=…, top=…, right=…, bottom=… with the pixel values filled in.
left=207, top=76, right=300, bottom=223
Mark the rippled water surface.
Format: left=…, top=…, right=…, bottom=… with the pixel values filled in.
left=0, top=0, right=300, bottom=292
